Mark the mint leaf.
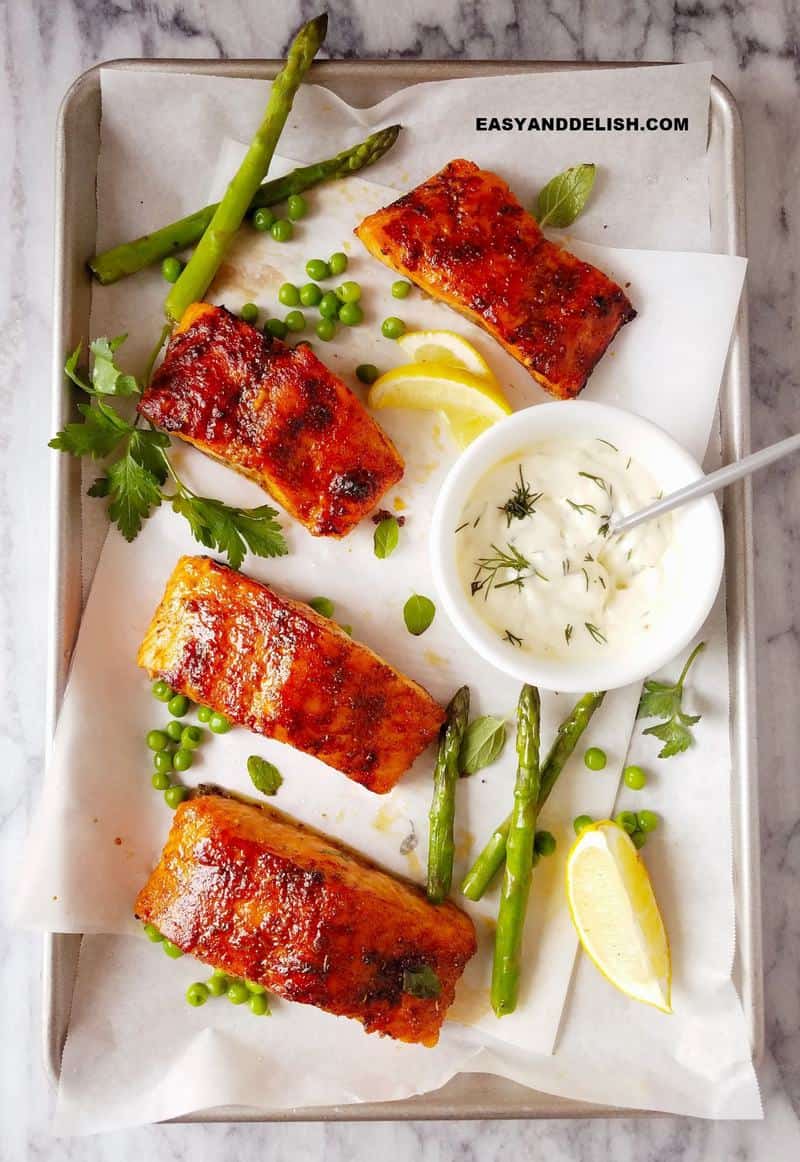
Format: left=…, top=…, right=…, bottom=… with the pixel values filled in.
left=89, top=335, right=140, bottom=396
left=247, top=755, right=283, bottom=796
left=374, top=515, right=399, bottom=559
left=107, top=448, right=162, bottom=541
left=536, top=163, right=596, bottom=229
left=459, top=716, right=507, bottom=776
left=49, top=400, right=132, bottom=459
left=403, top=593, right=435, bottom=636
left=309, top=596, right=334, bottom=618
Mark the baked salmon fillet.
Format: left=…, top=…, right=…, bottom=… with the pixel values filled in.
left=135, top=794, right=477, bottom=1045
left=355, top=159, right=636, bottom=399
left=138, top=555, right=444, bottom=793
left=138, top=303, right=404, bottom=537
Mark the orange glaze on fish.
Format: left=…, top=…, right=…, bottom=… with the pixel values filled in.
left=355, top=159, right=636, bottom=399
left=135, top=794, right=477, bottom=1045
left=138, top=303, right=404, bottom=537
left=138, top=556, right=445, bottom=793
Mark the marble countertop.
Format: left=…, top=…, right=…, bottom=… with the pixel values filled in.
left=2, top=1, right=798, bottom=1158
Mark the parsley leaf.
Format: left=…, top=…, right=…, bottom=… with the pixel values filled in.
left=64, top=343, right=92, bottom=393
left=128, top=428, right=170, bottom=483
left=536, top=163, right=596, bottom=229
left=107, top=448, right=163, bottom=541
left=637, top=641, right=705, bottom=758
left=49, top=401, right=133, bottom=459
left=172, top=493, right=288, bottom=571
left=89, top=335, right=140, bottom=396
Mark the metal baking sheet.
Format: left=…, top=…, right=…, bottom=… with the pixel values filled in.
left=43, top=60, right=760, bottom=1120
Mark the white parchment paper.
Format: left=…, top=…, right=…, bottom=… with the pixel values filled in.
left=22, top=63, right=760, bottom=1129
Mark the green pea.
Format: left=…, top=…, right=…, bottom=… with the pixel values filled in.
left=173, top=748, right=193, bottom=772
left=252, top=207, right=275, bottom=232
left=278, top=282, right=300, bottom=307
left=186, top=982, right=209, bottom=1007
left=147, top=729, right=169, bottom=752
left=154, top=750, right=173, bottom=774
left=245, top=980, right=266, bottom=994
left=249, top=993, right=270, bottom=1016
left=164, top=785, right=189, bottom=809
left=391, top=279, right=412, bottom=299
left=227, top=980, right=249, bottom=1005
left=637, top=809, right=660, bottom=833
left=206, top=971, right=229, bottom=997
left=284, top=310, right=305, bottom=332
left=631, top=830, right=647, bottom=850
left=152, top=680, right=174, bottom=702
left=615, top=810, right=639, bottom=835
left=338, top=302, right=364, bottom=327
left=270, top=218, right=293, bottom=242
left=318, top=290, right=341, bottom=319
left=265, top=318, right=288, bottom=340
left=337, top=281, right=362, bottom=303
left=151, top=770, right=171, bottom=790
left=584, top=747, right=607, bottom=771
left=167, top=694, right=190, bottom=718
left=328, top=251, right=348, bottom=275
left=197, top=705, right=213, bottom=723
left=240, top=302, right=259, bottom=324
left=162, top=939, right=184, bottom=959
left=306, top=257, right=330, bottom=281
left=573, top=814, right=594, bottom=835
left=356, top=363, right=379, bottom=385
left=381, top=316, right=406, bottom=340
left=623, top=765, right=647, bottom=790
left=287, top=193, right=308, bottom=220
left=316, top=318, right=336, bottom=341
left=534, top=830, right=556, bottom=857
left=181, top=725, right=204, bottom=750
left=309, top=596, right=334, bottom=618
left=209, top=712, right=232, bottom=735
left=165, top=720, right=184, bottom=742
left=143, top=922, right=163, bottom=942
left=300, top=282, right=322, bottom=307
left=161, top=256, right=183, bottom=284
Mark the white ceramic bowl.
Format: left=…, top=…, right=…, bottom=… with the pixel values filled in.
left=430, top=401, right=724, bottom=693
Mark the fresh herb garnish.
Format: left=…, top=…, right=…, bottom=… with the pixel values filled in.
left=598, top=516, right=611, bottom=538
left=459, top=716, right=507, bottom=776
left=499, top=465, right=543, bottom=527
left=309, top=596, right=335, bottom=618
left=596, top=438, right=619, bottom=451
left=638, top=641, right=705, bottom=758
left=562, top=558, right=570, bottom=576
left=403, top=593, right=436, bottom=636
left=578, top=470, right=612, bottom=496
left=402, top=964, right=441, bottom=999
left=374, top=515, right=400, bottom=559
left=471, top=543, right=531, bottom=599
left=535, top=163, right=596, bottom=229
left=503, top=629, right=523, bottom=647
left=585, top=622, right=607, bottom=645
left=247, top=755, right=283, bottom=796
left=51, top=337, right=288, bottom=567
left=564, top=624, right=574, bottom=645
left=566, top=498, right=597, bottom=515
left=581, top=567, right=590, bottom=591
left=454, top=521, right=469, bottom=534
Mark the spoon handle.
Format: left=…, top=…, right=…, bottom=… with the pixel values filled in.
left=612, top=432, right=800, bottom=535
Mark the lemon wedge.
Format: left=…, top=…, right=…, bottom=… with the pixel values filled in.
left=396, top=328, right=495, bottom=380
left=368, top=361, right=511, bottom=448
left=566, top=820, right=672, bottom=1013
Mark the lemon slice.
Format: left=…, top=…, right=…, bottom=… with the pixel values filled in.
left=566, top=820, right=672, bottom=1013
left=369, top=360, right=511, bottom=424
left=396, top=329, right=495, bottom=381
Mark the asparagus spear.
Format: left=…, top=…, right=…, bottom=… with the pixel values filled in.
left=491, top=684, right=541, bottom=1017
left=461, top=691, right=605, bottom=901
left=88, top=126, right=400, bottom=286
left=427, top=686, right=470, bottom=904
left=164, top=13, right=327, bottom=323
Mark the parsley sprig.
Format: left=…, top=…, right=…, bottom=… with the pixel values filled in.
left=637, top=641, right=705, bottom=758
left=50, top=335, right=288, bottom=568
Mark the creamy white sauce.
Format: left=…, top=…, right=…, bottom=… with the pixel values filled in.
left=455, top=438, right=677, bottom=660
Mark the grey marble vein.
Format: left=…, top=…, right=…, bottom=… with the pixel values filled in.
left=1, top=0, right=798, bottom=1158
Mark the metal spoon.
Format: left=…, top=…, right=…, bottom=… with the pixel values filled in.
left=611, top=432, right=800, bottom=536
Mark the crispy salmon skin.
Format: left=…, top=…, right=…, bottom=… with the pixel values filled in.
left=355, top=159, right=635, bottom=399
left=138, top=304, right=403, bottom=537
left=138, top=555, right=444, bottom=793
left=135, top=795, right=477, bottom=1045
